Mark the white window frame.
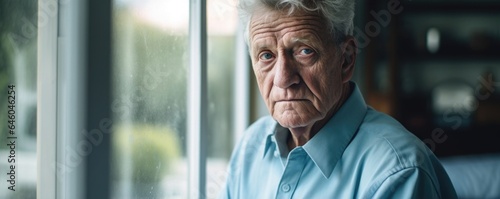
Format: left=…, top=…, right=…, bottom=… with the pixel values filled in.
left=38, top=0, right=88, bottom=198
left=37, top=0, right=250, bottom=198
left=37, top=0, right=58, bottom=198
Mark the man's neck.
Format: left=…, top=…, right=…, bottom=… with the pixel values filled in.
left=287, top=83, right=353, bottom=149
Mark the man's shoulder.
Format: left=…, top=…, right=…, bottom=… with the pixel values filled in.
left=345, top=108, right=456, bottom=198
left=360, top=107, right=409, bottom=135
left=353, top=108, right=434, bottom=168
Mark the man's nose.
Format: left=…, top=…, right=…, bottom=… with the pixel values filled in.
left=273, top=54, right=300, bottom=88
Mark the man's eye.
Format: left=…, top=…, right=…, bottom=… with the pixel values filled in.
left=300, top=48, right=314, bottom=55
left=259, top=52, right=274, bottom=60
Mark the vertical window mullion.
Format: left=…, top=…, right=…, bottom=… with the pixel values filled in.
left=188, top=0, right=207, bottom=198
left=85, top=0, right=112, bottom=198
left=233, top=23, right=251, bottom=145
left=57, top=0, right=86, bottom=198
left=37, top=0, right=58, bottom=198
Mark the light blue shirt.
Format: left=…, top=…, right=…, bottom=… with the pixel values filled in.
left=221, top=83, right=457, bottom=199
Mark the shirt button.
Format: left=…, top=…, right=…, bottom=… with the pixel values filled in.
left=281, top=184, right=291, bottom=192
left=274, top=151, right=280, bottom=157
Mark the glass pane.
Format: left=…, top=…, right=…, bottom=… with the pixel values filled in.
left=111, top=0, right=189, bottom=198
left=0, top=1, right=38, bottom=198
left=206, top=0, right=238, bottom=198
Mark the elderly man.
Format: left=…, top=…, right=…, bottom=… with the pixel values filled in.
left=222, top=0, right=457, bottom=198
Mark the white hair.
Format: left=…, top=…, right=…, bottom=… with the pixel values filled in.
left=238, top=0, right=355, bottom=45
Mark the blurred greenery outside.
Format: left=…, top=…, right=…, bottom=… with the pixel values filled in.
left=0, top=0, right=38, bottom=150
left=113, top=124, right=181, bottom=184
left=0, top=1, right=38, bottom=198
left=111, top=5, right=236, bottom=185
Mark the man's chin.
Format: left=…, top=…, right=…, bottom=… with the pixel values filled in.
left=274, top=115, right=314, bottom=129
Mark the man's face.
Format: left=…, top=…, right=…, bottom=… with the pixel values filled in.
left=249, top=8, right=349, bottom=129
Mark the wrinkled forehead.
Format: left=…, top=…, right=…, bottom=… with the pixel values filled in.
left=249, top=8, right=330, bottom=45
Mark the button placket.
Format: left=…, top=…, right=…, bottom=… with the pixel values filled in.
left=275, top=147, right=307, bottom=199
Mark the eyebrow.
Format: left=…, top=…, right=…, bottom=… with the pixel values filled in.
left=251, top=37, right=275, bottom=55
left=285, top=32, right=322, bottom=48
left=253, top=42, right=268, bottom=51
left=250, top=30, right=324, bottom=55
left=290, top=37, right=311, bottom=45
left=288, top=31, right=322, bottom=46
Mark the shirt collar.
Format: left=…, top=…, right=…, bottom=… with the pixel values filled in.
left=261, top=123, right=287, bottom=159
left=261, top=82, right=367, bottom=178
left=303, top=82, right=367, bottom=178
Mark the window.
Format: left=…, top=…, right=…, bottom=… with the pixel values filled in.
left=21, top=0, right=248, bottom=198
left=0, top=1, right=38, bottom=198
left=111, top=1, right=190, bottom=198
left=111, top=0, right=242, bottom=198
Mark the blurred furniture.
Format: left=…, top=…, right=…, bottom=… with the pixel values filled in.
left=440, top=153, right=500, bottom=199
left=363, top=0, right=500, bottom=157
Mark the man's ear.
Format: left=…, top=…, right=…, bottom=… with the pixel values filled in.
left=340, top=36, right=357, bottom=83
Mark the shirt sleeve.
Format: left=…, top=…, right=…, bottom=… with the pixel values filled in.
left=365, top=167, right=457, bottom=199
